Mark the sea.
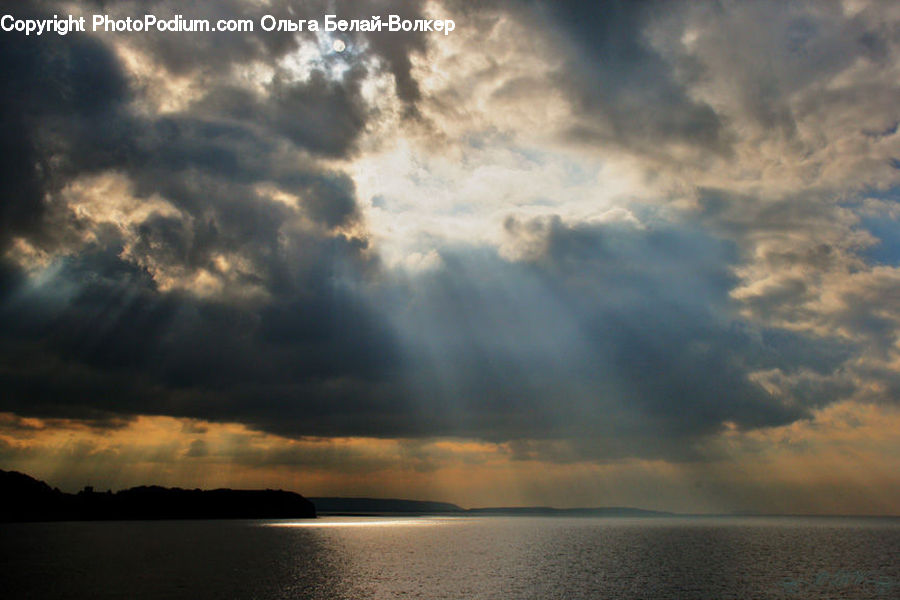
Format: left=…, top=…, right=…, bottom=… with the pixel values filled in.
left=1, top=516, right=898, bottom=599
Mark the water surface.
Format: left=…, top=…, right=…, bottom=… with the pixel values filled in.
left=2, top=516, right=898, bottom=599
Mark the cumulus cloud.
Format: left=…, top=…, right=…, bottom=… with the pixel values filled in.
left=0, top=0, right=898, bottom=501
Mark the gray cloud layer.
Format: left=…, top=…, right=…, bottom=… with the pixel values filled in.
left=0, top=0, right=897, bottom=463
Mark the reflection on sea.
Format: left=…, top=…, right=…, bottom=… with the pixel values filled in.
left=267, top=516, right=450, bottom=527
left=1, top=516, right=898, bottom=599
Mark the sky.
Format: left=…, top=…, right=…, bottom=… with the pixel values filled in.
left=0, top=0, right=899, bottom=515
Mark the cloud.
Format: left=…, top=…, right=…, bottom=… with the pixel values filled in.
left=389, top=215, right=857, bottom=455
left=541, top=1, right=727, bottom=155
left=0, top=4, right=129, bottom=251
left=2, top=198, right=848, bottom=461
left=0, top=0, right=898, bottom=494
left=0, top=0, right=399, bottom=433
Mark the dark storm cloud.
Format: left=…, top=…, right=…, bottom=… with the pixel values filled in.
left=0, top=0, right=402, bottom=427
left=0, top=0, right=371, bottom=279
left=0, top=2, right=130, bottom=250
left=445, top=0, right=726, bottom=153
left=1, top=208, right=849, bottom=459
left=0, top=0, right=882, bottom=466
left=80, top=0, right=429, bottom=116
left=384, top=216, right=852, bottom=458
left=0, top=240, right=402, bottom=425
left=538, top=0, right=726, bottom=152
left=0, top=8, right=380, bottom=443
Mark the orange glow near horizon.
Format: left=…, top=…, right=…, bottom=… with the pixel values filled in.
left=1, top=402, right=899, bottom=516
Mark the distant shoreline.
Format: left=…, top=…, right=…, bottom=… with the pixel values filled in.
left=1, top=469, right=316, bottom=522
left=4, top=470, right=898, bottom=522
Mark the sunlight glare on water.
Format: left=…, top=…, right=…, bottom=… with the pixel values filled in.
left=266, top=516, right=450, bottom=528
